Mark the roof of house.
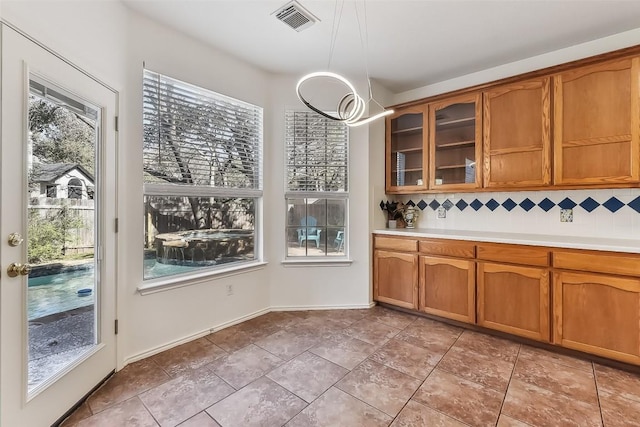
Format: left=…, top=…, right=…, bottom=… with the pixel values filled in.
left=31, top=163, right=94, bottom=184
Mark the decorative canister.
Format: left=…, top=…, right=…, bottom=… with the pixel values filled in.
left=402, top=205, right=419, bottom=229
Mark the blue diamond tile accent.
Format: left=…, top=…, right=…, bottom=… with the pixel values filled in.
left=579, top=197, right=600, bottom=213
left=502, top=198, right=517, bottom=211
left=538, top=198, right=556, bottom=212
left=406, top=200, right=415, bottom=207
left=558, top=197, right=577, bottom=209
left=470, top=199, right=483, bottom=211
left=519, top=198, right=535, bottom=212
left=379, top=200, right=385, bottom=210
left=485, top=199, right=500, bottom=211
left=456, top=199, right=468, bottom=211
left=603, top=197, right=624, bottom=212
left=442, top=199, right=454, bottom=211
left=416, top=199, right=428, bottom=211
left=429, top=200, right=441, bottom=210
left=628, top=196, right=640, bottom=213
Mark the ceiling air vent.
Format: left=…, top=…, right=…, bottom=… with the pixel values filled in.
left=273, top=1, right=319, bottom=32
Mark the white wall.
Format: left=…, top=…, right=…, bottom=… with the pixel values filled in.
left=266, top=74, right=373, bottom=309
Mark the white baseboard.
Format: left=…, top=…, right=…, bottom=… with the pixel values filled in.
left=123, top=306, right=271, bottom=366
left=122, top=302, right=376, bottom=367
left=270, top=302, right=376, bottom=311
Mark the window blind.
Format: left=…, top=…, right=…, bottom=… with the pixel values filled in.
left=285, top=111, right=348, bottom=193
left=143, top=69, right=263, bottom=191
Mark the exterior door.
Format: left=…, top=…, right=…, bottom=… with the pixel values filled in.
left=0, top=25, right=118, bottom=426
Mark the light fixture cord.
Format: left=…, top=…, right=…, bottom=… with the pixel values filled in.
left=327, top=0, right=345, bottom=70
left=354, top=0, right=385, bottom=111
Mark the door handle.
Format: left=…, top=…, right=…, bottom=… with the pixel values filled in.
left=7, top=263, right=31, bottom=277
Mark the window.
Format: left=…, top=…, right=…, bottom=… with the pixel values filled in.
left=46, top=185, right=57, bottom=198
left=285, top=111, right=348, bottom=258
left=143, top=69, right=263, bottom=280
left=67, top=178, right=82, bottom=199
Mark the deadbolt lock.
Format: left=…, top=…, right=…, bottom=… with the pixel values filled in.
left=8, top=233, right=23, bottom=247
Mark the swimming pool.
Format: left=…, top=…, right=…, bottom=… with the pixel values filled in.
left=28, top=268, right=94, bottom=321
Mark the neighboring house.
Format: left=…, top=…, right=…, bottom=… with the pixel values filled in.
left=30, top=162, right=94, bottom=200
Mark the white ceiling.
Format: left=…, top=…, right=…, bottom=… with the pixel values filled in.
left=122, top=0, right=640, bottom=93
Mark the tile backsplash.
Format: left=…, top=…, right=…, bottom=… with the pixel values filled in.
left=383, top=188, right=640, bottom=239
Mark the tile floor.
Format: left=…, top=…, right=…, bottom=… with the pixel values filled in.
left=61, top=306, right=640, bottom=427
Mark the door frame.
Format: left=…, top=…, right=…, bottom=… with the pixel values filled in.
left=0, top=21, right=120, bottom=425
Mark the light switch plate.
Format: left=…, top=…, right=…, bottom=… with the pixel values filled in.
left=560, top=208, right=573, bottom=222
left=437, top=206, right=446, bottom=219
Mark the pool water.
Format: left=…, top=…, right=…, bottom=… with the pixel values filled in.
left=28, top=268, right=95, bottom=320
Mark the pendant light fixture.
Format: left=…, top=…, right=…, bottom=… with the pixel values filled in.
left=296, top=0, right=393, bottom=127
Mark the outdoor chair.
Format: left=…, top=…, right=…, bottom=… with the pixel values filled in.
left=297, top=216, right=322, bottom=247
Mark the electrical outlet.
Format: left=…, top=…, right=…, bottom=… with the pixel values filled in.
left=226, top=284, right=234, bottom=296
left=560, top=208, right=573, bottom=223
left=437, top=206, right=446, bottom=219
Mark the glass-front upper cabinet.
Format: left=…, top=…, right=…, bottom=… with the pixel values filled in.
left=385, top=105, right=429, bottom=193
left=429, top=93, right=482, bottom=189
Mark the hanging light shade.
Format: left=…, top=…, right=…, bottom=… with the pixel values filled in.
left=296, top=71, right=393, bottom=127
left=295, top=1, right=393, bottom=127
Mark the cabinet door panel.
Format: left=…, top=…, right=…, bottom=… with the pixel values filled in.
left=478, top=262, right=550, bottom=342
left=483, top=77, right=551, bottom=187
left=420, top=256, right=475, bottom=323
left=554, top=271, right=640, bottom=364
left=554, top=57, right=640, bottom=184
left=374, top=250, right=418, bottom=309
left=386, top=105, right=429, bottom=193
left=429, top=93, right=482, bottom=190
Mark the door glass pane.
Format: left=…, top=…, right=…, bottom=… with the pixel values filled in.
left=433, top=102, right=477, bottom=186
left=27, top=77, right=99, bottom=392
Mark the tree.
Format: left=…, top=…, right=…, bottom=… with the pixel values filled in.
left=143, top=75, right=258, bottom=232
left=29, top=96, right=95, bottom=174
left=28, top=205, right=83, bottom=264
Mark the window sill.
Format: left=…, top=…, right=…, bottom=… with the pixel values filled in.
left=137, top=261, right=268, bottom=295
left=281, top=258, right=353, bottom=267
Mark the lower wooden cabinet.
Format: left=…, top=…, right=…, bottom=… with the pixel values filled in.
left=553, top=271, right=640, bottom=365
left=477, top=262, right=550, bottom=342
left=419, top=256, right=475, bottom=323
left=373, top=250, right=419, bottom=309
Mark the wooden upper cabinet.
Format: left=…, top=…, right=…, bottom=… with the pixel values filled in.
left=429, top=93, right=482, bottom=190
left=483, top=77, right=551, bottom=187
left=554, top=57, right=640, bottom=185
left=386, top=105, right=429, bottom=193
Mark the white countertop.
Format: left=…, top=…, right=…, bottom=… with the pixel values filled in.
left=373, top=228, right=640, bottom=254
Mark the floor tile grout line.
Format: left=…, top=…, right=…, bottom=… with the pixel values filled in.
left=592, top=362, right=606, bottom=427
left=135, top=394, right=163, bottom=427
left=387, top=327, right=470, bottom=426
left=494, top=343, right=522, bottom=426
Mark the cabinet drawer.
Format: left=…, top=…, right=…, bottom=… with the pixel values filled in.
left=419, top=239, right=475, bottom=258
left=374, top=236, right=418, bottom=252
left=477, top=243, right=549, bottom=266
left=553, top=251, right=640, bottom=277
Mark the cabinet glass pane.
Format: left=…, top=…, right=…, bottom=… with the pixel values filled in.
left=433, top=102, right=477, bottom=186
left=390, top=113, right=423, bottom=187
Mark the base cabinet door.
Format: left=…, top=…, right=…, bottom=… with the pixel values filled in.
left=553, top=271, right=640, bottom=364
left=374, top=250, right=419, bottom=309
left=477, top=262, right=550, bottom=341
left=420, top=256, right=475, bottom=323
